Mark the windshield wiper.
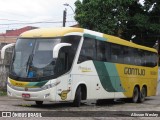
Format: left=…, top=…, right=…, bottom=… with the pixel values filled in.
left=26, top=54, right=34, bottom=72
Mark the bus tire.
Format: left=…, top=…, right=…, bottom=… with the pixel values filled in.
left=73, top=86, right=81, bottom=107
left=35, top=101, right=43, bottom=106
left=139, top=86, right=146, bottom=103
left=132, top=86, right=139, bottom=103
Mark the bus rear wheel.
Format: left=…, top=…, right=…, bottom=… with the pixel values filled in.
left=73, top=86, right=81, bottom=107
left=139, top=86, right=146, bottom=103
left=132, top=87, right=139, bottom=103
left=35, top=101, right=43, bottom=106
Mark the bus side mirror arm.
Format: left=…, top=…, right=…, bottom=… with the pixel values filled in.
left=53, top=43, right=71, bottom=59
left=1, top=43, right=15, bottom=59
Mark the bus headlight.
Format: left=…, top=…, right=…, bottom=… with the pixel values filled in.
left=41, top=81, right=60, bottom=90
left=44, top=93, right=50, bottom=98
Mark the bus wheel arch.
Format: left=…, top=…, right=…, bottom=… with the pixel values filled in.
left=80, top=84, right=87, bottom=100
left=73, top=84, right=87, bottom=107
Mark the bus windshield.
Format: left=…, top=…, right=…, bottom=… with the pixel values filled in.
left=10, top=36, right=81, bottom=80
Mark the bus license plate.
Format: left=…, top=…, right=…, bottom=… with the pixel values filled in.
left=22, top=93, right=30, bottom=98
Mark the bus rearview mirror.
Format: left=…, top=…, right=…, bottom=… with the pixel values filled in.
left=1, top=43, right=15, bottom=59
left=53, top=43, right=71, bottom=59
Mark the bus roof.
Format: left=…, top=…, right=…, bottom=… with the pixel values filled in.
left=20, top=27, right=84, bottom=38
left=20, top=27, right=157, bottom=53
left=103, top=34, right=157, bottom=53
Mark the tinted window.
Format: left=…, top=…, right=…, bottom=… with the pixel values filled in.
left=55, top=36, right=81, bottom=75
left=124, top=47, right=132, bottom=64
left=105, top=43, right=111, bottom=62
left=110, top=44, right=124, bottom=63
left=77, top=36, right=157, bottom=68
left=97, top=41, right=106, bottom=61
left=78, top=37, right=96, bottom=63
left=134, top=49, right=142, bottom=66
left=145, top=51, right=157, bottom=67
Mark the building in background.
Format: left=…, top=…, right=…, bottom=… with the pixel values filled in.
left=0, top=26, right=38, bottom=44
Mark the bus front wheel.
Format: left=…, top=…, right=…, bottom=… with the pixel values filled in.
left=132, top=87, right=139, bottom=103
left=73, top=86, right=82, bottom=107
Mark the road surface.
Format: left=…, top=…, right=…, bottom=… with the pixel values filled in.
left=0, top=94, right=160, bottom=120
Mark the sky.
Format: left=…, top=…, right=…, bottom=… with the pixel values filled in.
left=0, top=0, right=77, bottom=33
left=0, top=0, right=144, bottom=33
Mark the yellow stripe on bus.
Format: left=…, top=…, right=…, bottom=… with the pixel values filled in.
left=9, top=79, right=29, bottom=87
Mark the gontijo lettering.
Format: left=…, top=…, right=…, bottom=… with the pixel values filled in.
left=124, top=67, right=145, bottom=76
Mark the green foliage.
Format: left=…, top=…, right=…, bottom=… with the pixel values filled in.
left=0, top=89, right=7, bottom=96
left=122, top=0, right=160, bottom=46
left=75, top=0, right=160, bottom=47
left=75, top=0, right=134, bottom=35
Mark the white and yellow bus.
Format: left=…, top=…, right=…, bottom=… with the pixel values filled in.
left=1, top=27, right=158, bottom=107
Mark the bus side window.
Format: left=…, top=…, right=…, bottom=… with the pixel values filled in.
left=96, top=41, right=106, bottom=61
left=110, top=44, right=123, bottom=63
left=145, top=51, right=157, bottom=67
left=105, top=42, right=111, bottom=62
left=111, top=55, right=118, bottom=62
left=123, top=47, right=129, bottom=64
left=124, top=57, right=130, bottom=64
left=78, top=37, right=96, bottom=63
left=152, top=53, right=158, bottom=66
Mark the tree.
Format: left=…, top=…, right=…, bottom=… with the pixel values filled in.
left=74, top=0, right=160, bottom=47
left=75, top=0, right=133, bottom=35
left=122, top=0, right=160, bottom=47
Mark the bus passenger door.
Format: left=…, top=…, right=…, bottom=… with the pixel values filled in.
left=55, top=48, right=72, bottom=101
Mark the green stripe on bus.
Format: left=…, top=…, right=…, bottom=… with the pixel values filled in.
left=93, top=61, right=116, bottom=92
left=83, top=33, right=106, bottom=41
left=104, top=63, right=124, bottom=92
left=35, top=80, right=48, bottom=87
left=93, top=61, right=124, bottom=92
left=28, top=80, right=48, bottom=87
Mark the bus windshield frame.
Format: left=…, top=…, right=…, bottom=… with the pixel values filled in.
left=9, top=35, right=81, bottom=82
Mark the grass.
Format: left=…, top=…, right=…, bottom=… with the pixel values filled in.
left=0, top=89, right=7, bottom=96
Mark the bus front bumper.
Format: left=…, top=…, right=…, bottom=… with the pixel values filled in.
left=7, top=85, right=56, bottom=101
